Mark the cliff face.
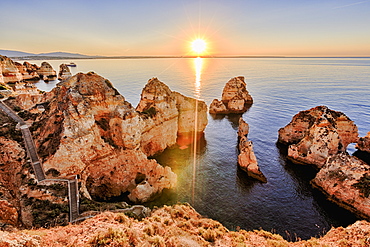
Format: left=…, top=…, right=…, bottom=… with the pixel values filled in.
left=312, top=153, right=370, bottom=220
left=37, top=62, right=57, bottom=80
left=209, top=76, right=253, bottom=114
left=32, top=73, right=177, bottom=203
left=0, top=55, right=23, bottom=83
left=278, top=106, right=358, bottom=168
left=136, top=78, right=208, bottom=156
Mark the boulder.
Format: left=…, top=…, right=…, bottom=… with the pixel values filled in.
left=237, top=117, right=249, bottom=138
left=37, top=62, right=56, bottom=80
left=0, top=55, right=23, bottom=83
left=311, top=153, right=370, bottom=220
left=58, top=63, right=72, bottom=81
left=278, top=106, right=358, bottom=168
left=356, top=131, right=370, bottom=153
left=209, top=76, right=253, bottom=114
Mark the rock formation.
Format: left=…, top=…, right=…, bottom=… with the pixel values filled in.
left=356, top=131, right=370, bottom=153
left=37, top=62, right=56, bottom=81
left=136, top=78, right=208, bottom=155
left=237, top=118, right=266, bottom=182
left=209, top=76, right=253, bottom=114
left=311, top=153, right=370, bottom=220
left=0, top=55, right=23, bottom=83
left=14, top=62, right=40, bottom=81
left=278, top=106, right=358, bottom=168
left=58, top=63, right=72, bottom=81
left=30, top=73, right=177, bottom=203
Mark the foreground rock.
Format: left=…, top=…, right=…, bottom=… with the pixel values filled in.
left=356, top=131, right=370, bottom=153
left=278, top=106, right=358, bottom=168
left=1, top=204, right=370, bottom=246
left=209, top=76, right=253, bottom=114
left=136, top=78, right=208, bottom=155
left=312, top=153, right=370, bottom=220
left=237, top=118, right=266, bottom=182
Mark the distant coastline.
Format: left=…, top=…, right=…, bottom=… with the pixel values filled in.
left=8, top=55, right=370, bottom=60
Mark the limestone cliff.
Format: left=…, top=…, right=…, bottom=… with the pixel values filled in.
left=278, top=106, right=358, bottom=168
left=0, top=55, right=23, bottom=83
left=32, top=73, right=176, bottom=203
left=15, top=62, right=40, bottom=81
left=136, top=78, right=208, bottom=156
left=209, top=76, right=253, bottom=114
left=312, top=153, right=370, bottom=220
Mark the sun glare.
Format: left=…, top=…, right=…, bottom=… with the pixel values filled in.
left=191, top=39, right=207, bottom=55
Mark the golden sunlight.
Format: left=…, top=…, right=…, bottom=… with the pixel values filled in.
left=191, top=39, right=207, bottom=55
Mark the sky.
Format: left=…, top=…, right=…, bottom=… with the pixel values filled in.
left=1, top=0, right=369, bottom=56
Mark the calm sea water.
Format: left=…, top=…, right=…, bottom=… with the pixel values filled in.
left=31, top=57, right=370, bottom=240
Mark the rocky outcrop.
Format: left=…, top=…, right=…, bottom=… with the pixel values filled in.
left=31, top=73, right=177, bottom=203
left=209, top=76, right=253, bottom=114
left=278, top=106, right=358, bottom=168
left=58, top=64, right=72, bottom=81
left=356, top=131, right=370, bottom=153
left=37, top=62, right=56, bottom=81
left=14, top=62, right=40, bottom=81
left=0, top=55, right=23, bottom=83
left=237, top=118, right=266, bottom=182
left=136, top=78, right=208, bottom=155
left=311, top=153, right=370, bottom=220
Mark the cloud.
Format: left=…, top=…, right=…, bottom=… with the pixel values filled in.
left=333, top=0, right=370, bottom=9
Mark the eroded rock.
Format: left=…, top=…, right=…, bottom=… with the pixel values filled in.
left=58, top=64, right=72, bottom=81
left=209, top=76, right=253, bottom=114
left=0, top=55, right=23, bottom=83
left=37, top=62, right=56, bottom=81
left=356, top=131, right=370, bottom=153
left=278, top=106, right=358, bottom=168
left=237, top=118, right=266, bottom=182
left=311, top=153, right=370, bottom=220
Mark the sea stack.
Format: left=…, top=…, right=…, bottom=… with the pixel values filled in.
left=278, top=106, right=358, bottom=168
left=237, top=118, right=266, bottom=182
left=37, top=62, right=57, bottom=81
left=58, top=63, right=72, bottom=81
left=209, top=76, right=253, bottom=114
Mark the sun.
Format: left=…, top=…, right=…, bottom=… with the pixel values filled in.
left=191, top=39, right=207, bottom=55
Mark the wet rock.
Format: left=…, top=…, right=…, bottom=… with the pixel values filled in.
left=209, top=76, right=253, bottom=114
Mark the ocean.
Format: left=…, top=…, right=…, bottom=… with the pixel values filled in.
left=30, top=57, right=370, bottom=240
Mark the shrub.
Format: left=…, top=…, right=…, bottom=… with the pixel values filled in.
left=352, top=174, right=370, bottom=198
left=89, top=228, right=127, bottom=247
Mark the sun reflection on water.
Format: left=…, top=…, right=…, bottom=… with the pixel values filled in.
left=192, top=57, right=203, bottom=204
